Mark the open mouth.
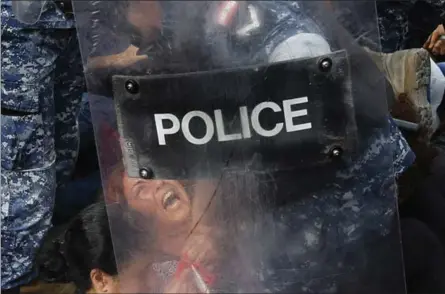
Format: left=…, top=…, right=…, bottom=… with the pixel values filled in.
left=161, top=190, right=181, bottom=210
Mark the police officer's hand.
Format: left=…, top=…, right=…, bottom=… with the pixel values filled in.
left=85, top=45, right=150, bottom=95
left=423, top=24, right=445, bottom=56
left=87, top=45, right=149, bottom=71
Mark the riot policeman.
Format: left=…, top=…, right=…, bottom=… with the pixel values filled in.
left=1, top=1, right=84, bottom=293
left=73, top=1, right=413, bottom=293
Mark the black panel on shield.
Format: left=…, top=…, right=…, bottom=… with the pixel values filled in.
left=113, top=51, right=356, bottom=179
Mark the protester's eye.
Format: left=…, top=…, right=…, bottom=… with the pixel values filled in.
left=132, top=183, right=146, bottom=200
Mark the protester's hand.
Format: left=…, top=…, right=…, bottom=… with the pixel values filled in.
left=155, top=226, right=219, bottom=294
left=163, top=226, right=220, bottom=293
left=164, top=268, right=206, bottom=293
left=182, top=226, right=220, bottom=268
left=423, top=24, right=445, bottom=56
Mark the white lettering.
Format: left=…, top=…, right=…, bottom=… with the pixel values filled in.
left=251, top=102, right=284, bottom=137
left=181, top=111, right=215, bottom=145
left=154, top=113, right=181, bottom=145
left=214, top=109, right=243, bottom=142
left=154, top=97, right=312, bottom=145
left=239, top=106, right=252, bottom=138
left=283, top=97, right=312, bottom=132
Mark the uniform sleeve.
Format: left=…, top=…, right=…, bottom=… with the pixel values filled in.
left=75, top=0, right=131, bottom=58
left=407, top=0, right=444, bottom=32
left=267, top=31, right=415, bottom=175
left=87, top=26, right=131, bottom=58
left=268, top=33, right=331, bottom=63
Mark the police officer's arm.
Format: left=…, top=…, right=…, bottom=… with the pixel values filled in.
left=84, top=45, right=149, bottom=97
left=84, top=1, right=161, bottom=96
left=269, top=33, right=332, bottom=63
left=87, top=0, right=161, bottom=71
left=87, top=45, right=147, bottom=70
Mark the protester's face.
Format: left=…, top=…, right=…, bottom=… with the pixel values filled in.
left=122, top=176, right=192, bottom=227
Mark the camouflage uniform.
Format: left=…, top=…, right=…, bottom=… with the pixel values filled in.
left=1, top=0, right=84, bottom=289
left=225, top=3, right=415, bottom=292
left=377, top=0, right=445, bottom=52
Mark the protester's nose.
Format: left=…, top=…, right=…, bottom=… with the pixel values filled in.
left=138, top=180, right=165, bottom=199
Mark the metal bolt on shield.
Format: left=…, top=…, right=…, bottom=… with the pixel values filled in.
left=139, top=168, right=154, bottom=179
left=330, top=147, right=343, bottom=158
left=319, top=58, right=332, bottom=72
left=125, top=79, right=139, bottom=94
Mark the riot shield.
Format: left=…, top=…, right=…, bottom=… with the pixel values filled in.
left=11, top=0, right=46, bottom=25
left=73, top=1, right=407, bottom=293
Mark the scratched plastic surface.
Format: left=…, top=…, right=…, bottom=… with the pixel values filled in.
left=73, top=1, right=407, bottom=293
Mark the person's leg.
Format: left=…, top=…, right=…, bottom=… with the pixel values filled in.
left=429, top=146, right=445, bottom=185
left=0, top=9, right=67, bottom=291
left=51, top=91, right=101, bottom=224
left=2, top=288, right=21, bottom=294
left=51, top=31, right=87, bottom=225
left=364, top=48, right=435, bottom=141
left=399, top=153, right=445, bottom=247
left=346, top=217, right=445, bottom=294
left=53, top=171, right=102, bottom=224
left=400, top=218, right=445, bottom=293
left=76, top=93, right=99, bottom=176
left=73, top=93, right=100, bottom=179
left=53, top=30, right=84, bottom=190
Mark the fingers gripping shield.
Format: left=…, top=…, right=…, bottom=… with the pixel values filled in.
left=73, top=1, right=406, bottom=293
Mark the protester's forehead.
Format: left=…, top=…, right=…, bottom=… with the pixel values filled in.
left=121, top=176, right=217, bottom=187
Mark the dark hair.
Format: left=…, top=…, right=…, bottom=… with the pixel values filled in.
left=36, top=202, right=122, bottom=293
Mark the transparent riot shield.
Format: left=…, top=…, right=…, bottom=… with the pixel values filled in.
left=11, top=0, right=46, bottom=25
left=73, top=1, right=407, bottom=293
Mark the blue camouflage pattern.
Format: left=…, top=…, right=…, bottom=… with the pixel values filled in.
left=377, top=0, right=445, bottom=52
left=377, top=1, right=412, bottom=53
left=262, top=119, right=413, bottom=293
left=224, top=2, right=415, bottom=292
left=1, top=0, right=84, bottom=289
left=74, top=1, right=415, bottom=292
